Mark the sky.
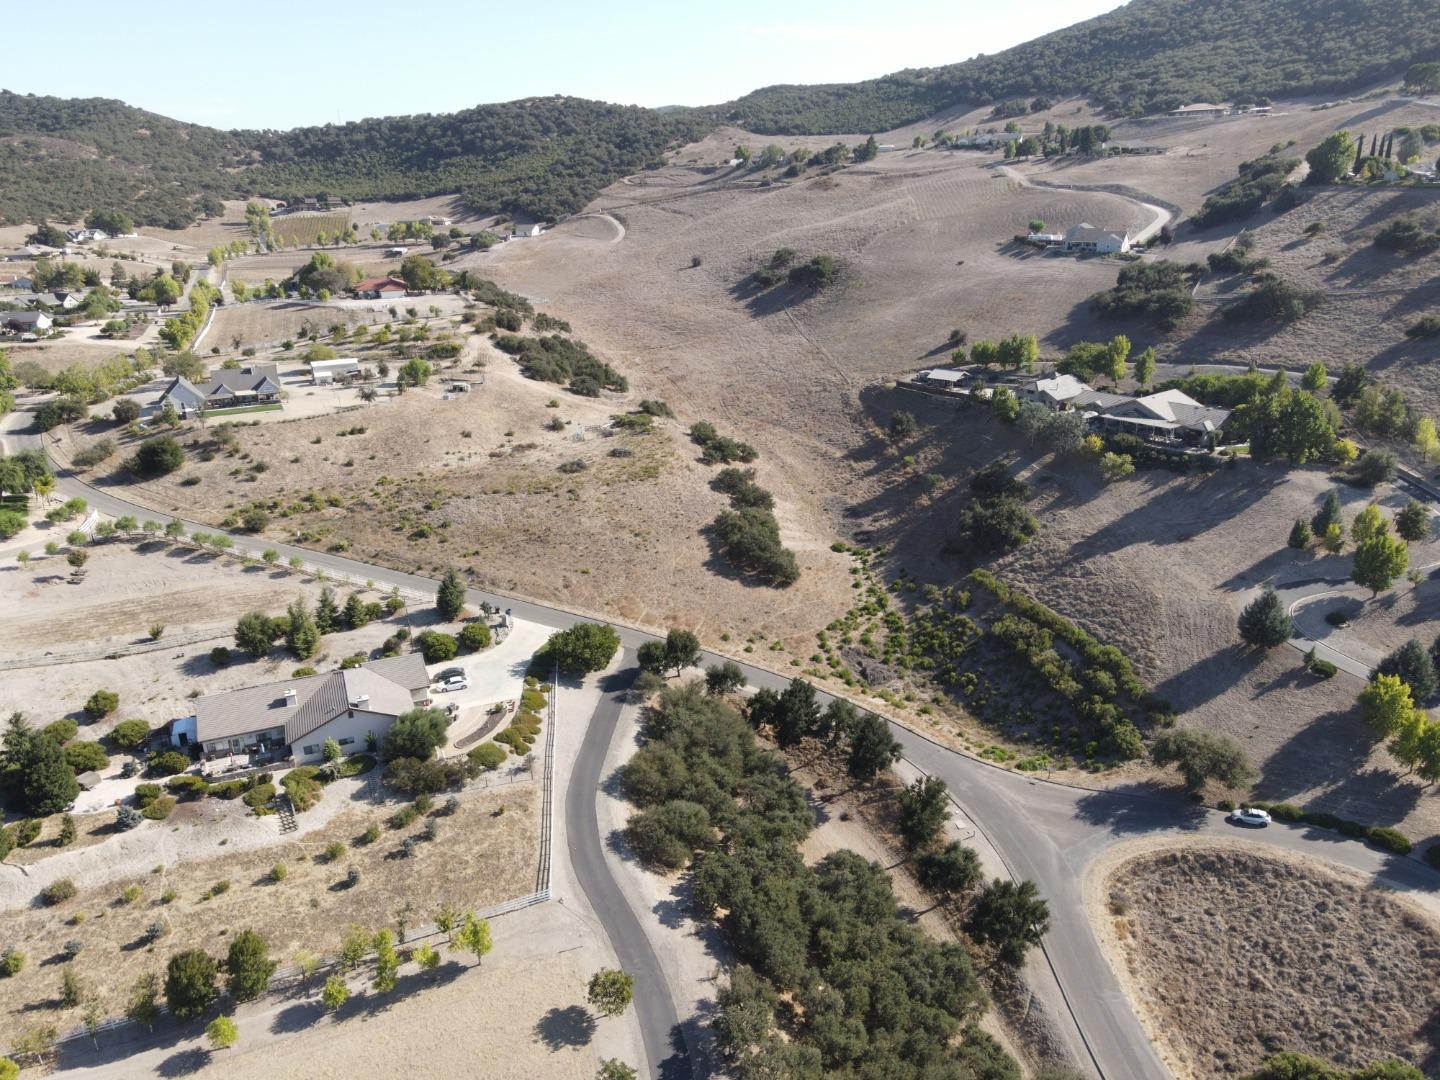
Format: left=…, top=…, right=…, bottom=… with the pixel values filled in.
left=3, top=0, right=1123, bottom=130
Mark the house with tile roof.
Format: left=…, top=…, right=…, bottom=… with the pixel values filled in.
left=191, top=654, right=431, bottom=763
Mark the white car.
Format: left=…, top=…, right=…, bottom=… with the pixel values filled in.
left=435, top=675, right=469, bottom=693
left=1228, top=806, right=1272, bottom=827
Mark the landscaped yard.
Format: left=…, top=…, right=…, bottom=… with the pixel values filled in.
left=204, top=403, right=283, bottom=417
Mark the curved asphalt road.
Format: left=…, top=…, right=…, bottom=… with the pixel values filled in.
left=564, top=662, right=688, bottom=1079
left=10, top=414, right=1440, bottom=1079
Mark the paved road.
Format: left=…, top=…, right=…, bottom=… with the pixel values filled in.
left=10, top=411, right=1440, bottom=1078
left=564, top=661, right=687, bottom=1079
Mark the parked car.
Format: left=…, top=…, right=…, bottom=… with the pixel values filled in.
left=436, top=675, right=469, bottom=693
left=1228, top=806, right=1271, bottom=827
left=433, top=667, right=465, bottom=683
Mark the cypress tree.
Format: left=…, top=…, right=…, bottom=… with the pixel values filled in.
left=1353, top=139, right=1364, bottom=172
left=1288, top=518, right=1312, bottom=548
left=1238, top=586, right=1293, bottom=648
left=1370, top=133, right=1378, bottom=156
left=1311, top=490, right=1342, bottom=537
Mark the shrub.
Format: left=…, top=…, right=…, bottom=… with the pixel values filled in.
left=160, top=775, right=207, bottom=803
left=143, top=796, right=176, bottom=820
left=459, top=621, right=492, bottom=651
left=469, top=743, right=507, bottom=770
left=109, top=718, right=152, bottom=750
left=1366, top=826, right=1413, bottom=854
left=148, top=750, right=190, bottom=776
left=63, top=741, right=109, bottom=772
left=41, top=879, right=78, bottom=906
left=84, top=689, right=119, bottom=719
left=416, top=630, right=459, bottom=663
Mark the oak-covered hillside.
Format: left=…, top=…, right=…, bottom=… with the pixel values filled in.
left=3, top=0, right=1437, bottom=227
left=0, top=93, right=702, bottom=228
left=720, top=0, right=1440, bottom=133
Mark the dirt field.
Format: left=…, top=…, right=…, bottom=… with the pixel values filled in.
left=1091, top=840, right=1440, bottom=1078
left=0, top=778, right=538, bottom=1049
left=0, top=541, right=418, bottom=730
left=60, top=326, right=855, bottom=645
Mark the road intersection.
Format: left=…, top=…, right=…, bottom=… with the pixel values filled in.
left=8, top=416, right=1439, bottom=1079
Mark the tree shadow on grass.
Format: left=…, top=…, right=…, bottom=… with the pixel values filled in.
left=535, top=1004, right=596, bottom=1050
left=1149, top=644, right=1264, bottom=715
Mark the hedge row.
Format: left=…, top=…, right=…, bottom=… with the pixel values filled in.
left=969, top=569, right=1147, bottom=701
left=1243, top=800, right=1413, bottom=854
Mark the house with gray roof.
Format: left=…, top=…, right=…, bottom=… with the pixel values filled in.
left=3, top=310, right=53, bottom=332
left=159, top=363, right=282, bottom=416
left=192, top=654, right=431, bottom=763
left=1064, top=223, right=1131, bottom=254
left=1088, top=388, right=1230, bottom=445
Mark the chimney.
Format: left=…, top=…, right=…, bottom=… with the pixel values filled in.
left=282, top=688, right=297, bottom=707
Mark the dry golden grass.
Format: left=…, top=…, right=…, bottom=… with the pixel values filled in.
left=0, top=782, right=538, bottom=1048
left=1099, top=843, right=1440, bottom=1078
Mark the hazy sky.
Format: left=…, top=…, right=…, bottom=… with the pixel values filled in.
left=3, top=0, right=1123, bottom=130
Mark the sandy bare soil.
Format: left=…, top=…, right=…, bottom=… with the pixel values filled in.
left=0, top=778, right=538, bottom=1049
left=53, top=899, right=639, bottom=1080
left=1090, top=840, right=1440, bottom=1078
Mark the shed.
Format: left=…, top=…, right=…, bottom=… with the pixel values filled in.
left=76, top=771, right=102, bottom=791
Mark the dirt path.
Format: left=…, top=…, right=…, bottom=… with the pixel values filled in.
left=996, top=163, right=1174, bottom=242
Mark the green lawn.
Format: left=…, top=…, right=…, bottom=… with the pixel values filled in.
left=204, top=403, right=283, bottom=417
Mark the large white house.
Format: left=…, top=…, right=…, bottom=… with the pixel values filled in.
left=1017, top=374, right=1231, bottom=446
left=190, top=654, right=432, bottom=763
left=1063, top=223, right=1131, bottom=254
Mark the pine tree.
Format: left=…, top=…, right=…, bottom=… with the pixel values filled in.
left=436, top=568, right=465, bottom=622
left=342, top=591, right=367, bottom=629
left=1376, top=639, right=1438, bottom=702
left=314, top=586, right=339, bottom=635
left=1237, top=586, right=1293, bottom=648
left=285, top=597, right=320, bottom=660
left=1311, top=490, right=1342, bottom=536
left=1288, top=518, right=1311, bottom=548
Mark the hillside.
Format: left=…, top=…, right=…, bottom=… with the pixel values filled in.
left=0, top=93, right=703, bottom=228
left=3, top=0, right=1438, bottom=228
left=721, top=0, right=1440, bottom=133
left=0, top=91, right=244, bottom=227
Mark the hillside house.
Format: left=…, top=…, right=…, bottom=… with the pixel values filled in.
left=1088, top=388, right=1231, bottom=445
left=1021, top=374, right=1231, bottom=446
left=1063, top=224, right=1131, bottom=254
left=353, top=276, right=408, bottom=299
left=1017, top=373, right=1089, bottom=408
left=310, top=357, right=362, bottom=384
left=3, top=311, right=52, bottom=333
left=1169, top=103, right=1229, bottom=117
left=189, top=654, right=431, bottom=763
left=66, top=228, right=108, bottom=243
left=159, top=363, right=282, bottom=416
left=0, top=274, right=34, bottom=290
left=915, top=368, right=969, bottom=389
left=509, top=221, right=543, bottom=238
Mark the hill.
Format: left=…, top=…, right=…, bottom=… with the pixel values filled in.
left=3, top=0, right=1438, bottom=227
left=0, top=91, right=244, bottom=227
left=721, top=0, right=1440, bottom=133
left=0, top=92, right=703, bottom=228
